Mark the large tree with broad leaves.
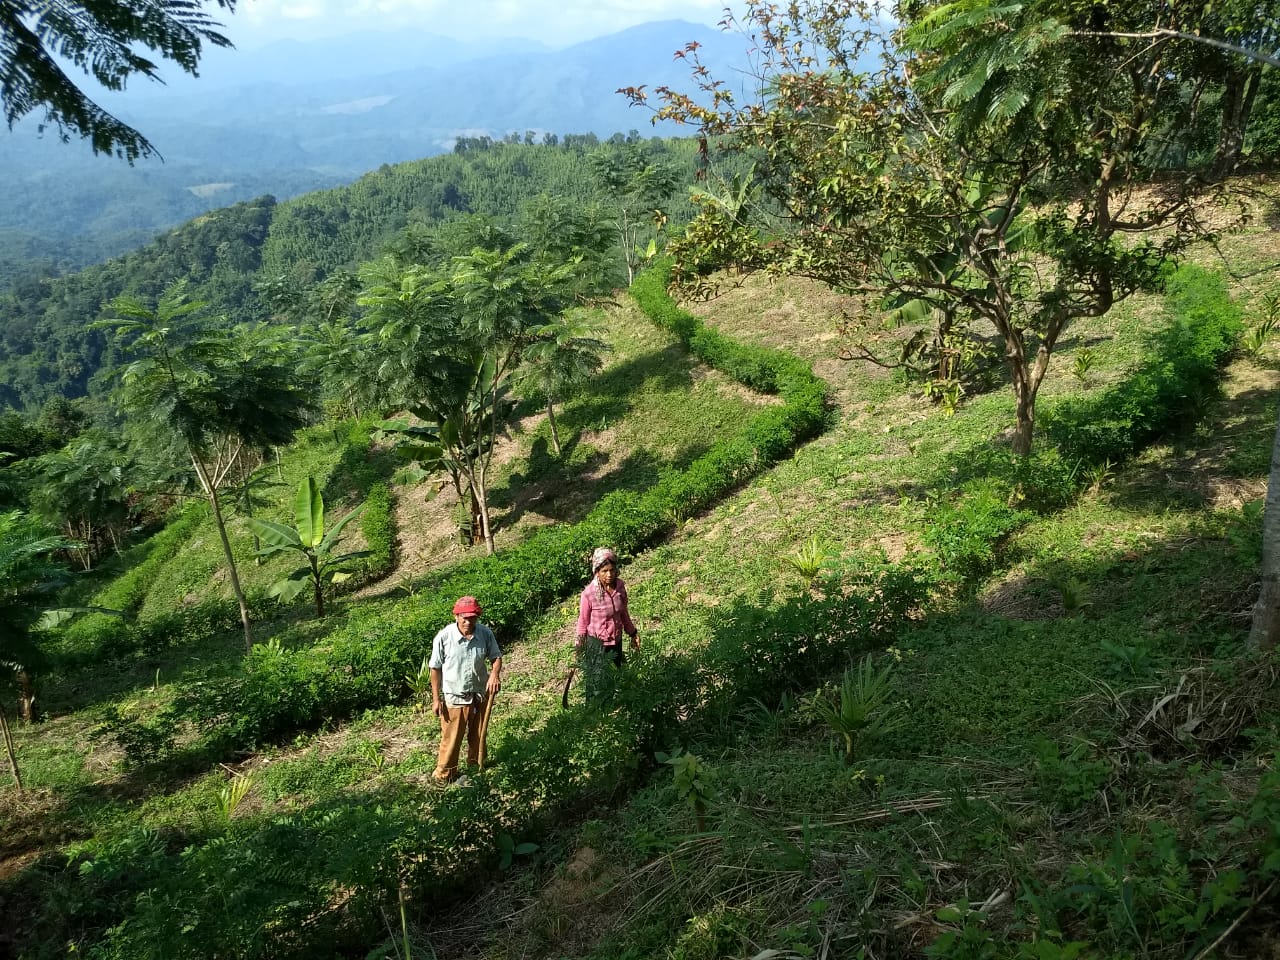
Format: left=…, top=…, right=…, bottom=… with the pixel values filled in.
left=632, top=0, right=1270, bottom=455
left=95, top=284, right=312, bottom=650
left=1, top=0, right=237, bottom=160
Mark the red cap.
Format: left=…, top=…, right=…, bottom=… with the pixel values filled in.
left=452, top=596, right=482, bottom=616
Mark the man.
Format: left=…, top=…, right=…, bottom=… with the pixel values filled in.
left=430, top=596, right=502, bottom=783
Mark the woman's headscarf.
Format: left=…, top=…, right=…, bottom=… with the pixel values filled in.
left=590, top=547, right=618, bottom=602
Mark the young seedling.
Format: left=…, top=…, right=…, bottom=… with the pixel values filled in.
left=813, top=655, right=904, bottom=765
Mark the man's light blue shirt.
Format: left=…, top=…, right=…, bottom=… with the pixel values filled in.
left=429, top=622, right=501, bottom=706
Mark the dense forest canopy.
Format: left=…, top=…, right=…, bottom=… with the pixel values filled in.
left=0, top=136, right=701, bottom=411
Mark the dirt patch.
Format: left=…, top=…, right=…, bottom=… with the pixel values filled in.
left=979, top=572, right=1061, bottom=621
left=0, top=847, right=40, bottom=883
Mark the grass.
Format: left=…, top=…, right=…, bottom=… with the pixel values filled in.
left=3, top=235, right=1278, bottom=959
left=441, top=389, right=1276, bottom=958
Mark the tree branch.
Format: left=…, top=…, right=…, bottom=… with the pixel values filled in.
left=1072, top=29, right=1280, bottom=69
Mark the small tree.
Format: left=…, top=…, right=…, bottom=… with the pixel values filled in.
left=356, top=246, right=572, bottom=554
left=246, top=477, right=368, bottom=617
left=634, top=0, right=1262, bottom=455
left=0, top=511, right=73, bottom=789
left=588, top=143, right=683, bottom=284
left=97, top=286, right=312, bottom=650
left=27, top=430, right=135, bottom=570
left=451, top=244, right=574, bottom=550
left=515, top=308, right=611, bottom=456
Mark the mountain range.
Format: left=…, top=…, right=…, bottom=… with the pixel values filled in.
left=0, top=20, right=754, bottom=274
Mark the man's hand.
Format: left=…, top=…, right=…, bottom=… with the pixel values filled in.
left=433, top=698, right=445, bottom=719
left=486, top=674, right=501, bottom=696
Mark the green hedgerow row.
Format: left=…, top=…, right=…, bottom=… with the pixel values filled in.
left=922, top=264, right=1244, bottom=586
left=123, top=261, right=830, bottom=760
left=1044, top=264, right=1244, bottom=465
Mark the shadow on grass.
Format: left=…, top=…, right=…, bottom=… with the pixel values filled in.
left=3, top=511, right=1265, bottom=960
left=39, top=603, right=355, bottom=717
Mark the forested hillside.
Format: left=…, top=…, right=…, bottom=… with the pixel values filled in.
left=0, top=137, right=699, bottom=409
left=0, top=19, right=747, bottom=277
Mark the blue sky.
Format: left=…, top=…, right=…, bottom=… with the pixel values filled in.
left=230, top=0, right=739, bottom=48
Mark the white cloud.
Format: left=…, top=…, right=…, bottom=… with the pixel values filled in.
left=231, top=0, right=738, bottom=47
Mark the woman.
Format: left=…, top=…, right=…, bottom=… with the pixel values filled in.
left=575, top=547, right=639, bottom=700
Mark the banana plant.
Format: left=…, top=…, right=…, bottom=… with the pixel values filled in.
left=246, top=477, right=369, bottom=617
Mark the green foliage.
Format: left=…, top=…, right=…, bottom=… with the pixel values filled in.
left=1054, top=574, right=1091, bottom=615
left=246, top=477, right=369, bottom=616
left=1045, top=266, right=1243, bottom=465
left=404, top=657, right=431, bottom=710
left=923, top=481, right=1031, bottom=586
left=657, top=748, right=718, bottom=832
left=496, top=832, right=539, bottom=870
left=811, top=655, right=904, bottom=765
left=215, top=773, right=255, bottom=823
left=1072, top=348, right=1095, bottom=383
left=95, top=704, right=178, bottom=767
left=781, top=536, right=835, bottom=591
left=0, top=509, right=74, bottom=679
left=515, top=308, right=611, bottom=455
left=1241, top=290, right=1280, bottom=359
left=1, top=0, right=235, bottom=161
left=1032, top=738, right=1111, bottom=813
left=359, top=482, right=395, bottom=576
left=1098, top=637, right=1153, bottom=679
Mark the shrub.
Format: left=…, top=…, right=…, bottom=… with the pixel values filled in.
left=1044, top=264, right=1242, bottom=465
left=358, top=482, right=394, bottom=577
left=923, top=480, right=1031, bottom=586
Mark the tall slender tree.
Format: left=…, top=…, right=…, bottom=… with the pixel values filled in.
left=96, top=285, right=311, bottom=650
left=0, top=510, right=73, bottom=789
left=515, top=309, right=611, bottom=456
left=451, top=244, right=574, bottom=551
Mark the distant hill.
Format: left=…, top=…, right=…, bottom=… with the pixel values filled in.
left=0, top=137, right=701, bottom=409
left=0, top=20, right=748, bottom=276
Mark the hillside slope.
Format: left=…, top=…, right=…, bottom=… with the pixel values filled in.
left=2, top=206, right=1279, bottom=958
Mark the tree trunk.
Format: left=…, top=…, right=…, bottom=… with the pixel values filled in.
left=475, top=475, right=496, bottom=555
left=0, top=701, right=22, bottom=791
left=1212, top=65, right=1262, bottom=179
left=243, top=471, right=262, bottom=563
left=621, top=209, right=636, bottom=286
left=546, top=397, right=562, bottom=456
left=194, top=454, right=253, bottom=651
left=469, top=486, right=483, bottom=546
left=17, top=670, right=35, bottom=724
left=1249, top=404, right=1280, bottom=650
left=998, top=315, right=1037, bottom=458
left=312, top=556, right=325, bottom=617
left=1012, top=385, right=1035, bottom=457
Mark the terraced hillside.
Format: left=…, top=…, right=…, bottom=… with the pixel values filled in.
left=2, top=212, right=1279, bottom=959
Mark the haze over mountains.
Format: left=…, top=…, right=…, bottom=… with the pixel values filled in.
left=0, top=20, right=752, bottom=274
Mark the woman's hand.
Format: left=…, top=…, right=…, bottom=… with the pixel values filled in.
left=630, top=633, right=640, bottom=650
